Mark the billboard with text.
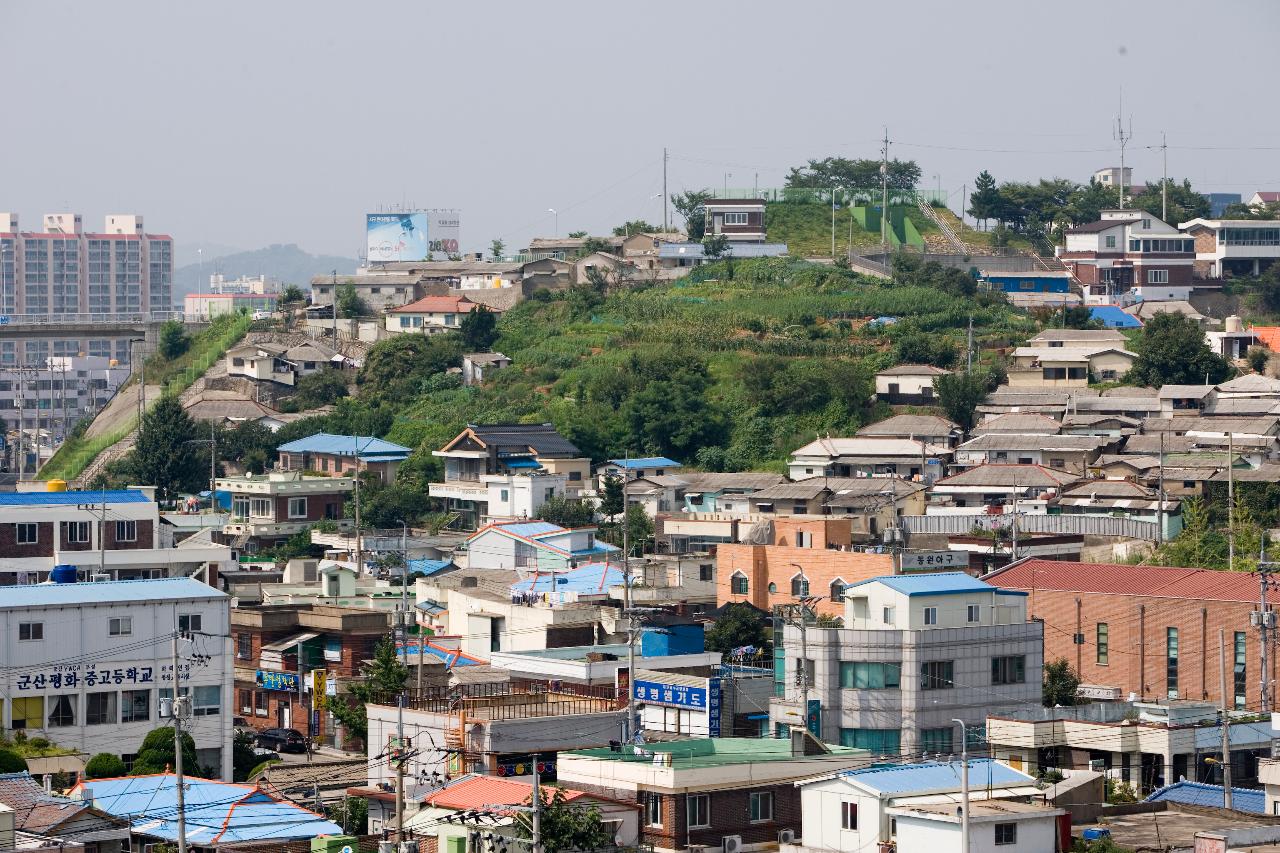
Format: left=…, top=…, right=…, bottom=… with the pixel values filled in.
left=366, top=211, right=460, bottom=263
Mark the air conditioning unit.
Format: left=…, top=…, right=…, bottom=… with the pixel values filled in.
left=90, top=573, right=110, bottom=583
left=723, top=835, right=743, bottom=853
left=778, top=829, right=797, bottom=844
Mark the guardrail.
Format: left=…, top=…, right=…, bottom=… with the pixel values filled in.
left=899, top=513, right=1160, bottom=541
left=0, top=311, right=185, bottom=326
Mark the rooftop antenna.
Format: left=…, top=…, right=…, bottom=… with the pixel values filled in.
left=1113, top=90, right=1133, bottom=209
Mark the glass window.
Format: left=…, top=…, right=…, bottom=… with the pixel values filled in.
left=967, top=604, right=980, bottom=623
left=1235, top=631, right=1248, bottom=710
left=193, top=685, right=221, bottom=716
left=995, top=823, right=1017, bottom=845
left=991, top=655, right=1026, bottom=685
left=122, top=689, right=150, bottom=723
left=1105, top=235, right=1116, bottom=248
left=921, top=660, right=954, bottom=690
left=1097, top=623, right=1109, bottom=665
left=730, top=573, right=749, bottom=595
left=921, top=727, right=954, bottom=753
left=109, top=617, right=132, bottom=636
left=1167, top=627, right=1179, bottom=699
left=179, top=614, right=202, bottom=633
left=749, top=791, right=773, bottom=823
left=16, top=523, right=38, bottom=544
left=19, top=622, right=43, bottom=641
left=288, top=497, right=307, bottom=518
left=839, top=662, right=901, bottom=689
left=841, top=802, right=858, bottom=830
left=47, top=695, right=76, bottom=727
left=924, top=607, right=938, bottom=625
left=839, top=728, right=901, bottom=754
left=66, top=521, right=91, bottom=543
left=87, top=691, right=118, bottom=725
left=830, top=579, right=846, bottom=602
left=883, top=606, right=895, bottom=626
left=686, top=794, right=710, bottom=828
left=1147, top=269, right=1169, bottom=284
left=237, top=633, right=252, bottom=660
left=725, top=212, right=750, bottom=225
left=645, top=793, right=662, bottom=827
left=11, top=697, right=43, bottom=729
left=115, top=520, right=137, bottom=542
left=790, top=575, right=809, bottom=597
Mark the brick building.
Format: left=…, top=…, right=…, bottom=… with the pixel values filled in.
left=215, top=471, right=353, bottom=553
left=231, top=603, right=390, bottom=748
left=716, top=543, right=893, bottom=619
left=984, top=559, right=1274, bottom=710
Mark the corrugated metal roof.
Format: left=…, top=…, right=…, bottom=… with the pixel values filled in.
left=0, top=489, right=152, bottom=507
left=934, top=464, right=1079, bottom=488
left=1144, top=781, right=1263, bottom=813
left=858, top=415, right=960, bottom=437
left=69, top=774, right=342, bottom=843
left=489, top=521, right=567, bottom=538
left=516, top=562, right=624, bottom=595
left=607, top=457, right=681, bottom=469
left=419, top=775, right=596, bottom=811
left=407, top=558, right=454, bottom=576
left=848, top=572, right=1025, bottom=598
left=0, top=577, right=226, bottom=610
left=276, top=432, right=411, bottom=458
left=839, top=759, right=1035, bottom=795
left=1089, top=305, right=1143, bottom=328
left=987, top=559, right=1263, bottom=602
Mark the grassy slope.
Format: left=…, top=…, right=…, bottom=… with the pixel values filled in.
left=765, top=202, right=939, bottom=257
left=382, top=259, right=1033, bottom=474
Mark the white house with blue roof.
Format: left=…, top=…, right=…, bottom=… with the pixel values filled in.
left=464, top=520, right=618, bottom=573
left=276, top=432, right=411, bottom=483
left=0, top=486, right=235, bottom=585
left=597, top=457, right=682, bottom=487
left=788, top=759, right=1059, bottom=853
left=771, top=573, right=1042, bottom=759
left=0, top=577, right=233, bottom=779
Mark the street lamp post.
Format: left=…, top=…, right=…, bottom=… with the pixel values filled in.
left=952, top=718, right=971, bottom=853
left=547, top=208, right=558, bottom=237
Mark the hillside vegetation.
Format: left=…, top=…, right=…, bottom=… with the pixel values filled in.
left=765, top=202, right=938, bottom=257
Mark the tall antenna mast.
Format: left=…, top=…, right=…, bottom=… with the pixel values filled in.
left=1113, top=91, right=1132, bottom=209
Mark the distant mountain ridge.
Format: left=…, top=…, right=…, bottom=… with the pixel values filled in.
left=174, top=243, right=357, bottom=298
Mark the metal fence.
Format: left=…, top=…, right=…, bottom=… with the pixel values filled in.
left=711, top=187, right=946, bottom=206
left=0, top=311, right=183, bottom=326
left=899, top=513, right=1161, bottom=541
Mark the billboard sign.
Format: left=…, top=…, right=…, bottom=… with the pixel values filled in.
left=366, top=211, right=460, bottom=263
left=899, top=550, right=965, bottom=571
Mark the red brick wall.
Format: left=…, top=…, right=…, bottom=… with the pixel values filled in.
left=717, top=544, right=893, bottom=618
left=59, top=521, right=93, bottom=552
left=1011, top=586, right=1272, bottom=707
left=273, top=494, right=345, bottom=523
left=104, top=519, right=153, bottom=550
left=1, top=521, right=54, bottom=558
left=639, top=785, right=801, bottom=850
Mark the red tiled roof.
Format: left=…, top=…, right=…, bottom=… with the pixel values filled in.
left=1255, top=192, right=1280, bottom=203
left=422, top=776, right=594, bottom=811
left=389, top=295, right=480, bottom=314
left=986, top=558, right=1261, bottom=602
left=1252, top=326, right=1280, bottom=352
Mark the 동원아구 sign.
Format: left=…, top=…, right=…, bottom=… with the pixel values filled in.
left=899, top=550, right=964, bottom=571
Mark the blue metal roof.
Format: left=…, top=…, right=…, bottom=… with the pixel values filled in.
left=503, top=458, right=544, bottom=469
left=607, top=457, right=682, bottom=469
left=276, top=432, right=411, bottom=459
left=840, top=759, right=1035, bottom=794
left=1145, top=780, right=1264, bottom=813
left=407, top=558, right=454, bottom=577
left=0, top=488, right=152, bottom=507
left=396, top=640, right=483, bottom=667
left=0, top=577, right=226, bottom=610
left=73, top=774, right=342, bottom=843
left=514, top=562, right=626, bottom=595
left=492, top=521, right=567, bottom=539
left=1090, top=305, right=1143, bottom=329
left=847, top=572, right=1027, bottom=598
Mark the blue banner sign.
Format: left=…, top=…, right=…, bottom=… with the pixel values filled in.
left=634, top=679, right=708, bottom=709
left=256, top=670, right=300, bottom=692
left=707, top=678, right=723, bottom=737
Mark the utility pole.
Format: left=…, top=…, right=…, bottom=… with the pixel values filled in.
left=353, top=436, right=363, bottom=575
left=530, top=753, right=543, bottom=853
left=171, top=617, right=190, bottom=853
left=953, top=719, right=970, bottom=853
left=1256, top=560, right=1277, bottom=713
left=621, top=453, right=638, bottom=741
left=331, top=270, right=338, bottom=341
left=966, top=317, right=974, bottom=372
left=1160, top=132, right=1169, bottom=222
left=1228, top=433, right=1235, bottom=572
left=1010, top=483, right=1019, bottom=561
left=880, top=127, right=890, bottom=248
left=662, top=148, right=668, bottom=233
left=1219, top=628, right=1232, bottom=809
left=1157, top=432, right=1166, bottom=543
left=831, top=186, right=836, bottom=260
left=1114, top=92, right=1132, bottom=209
left=394, top=693, right=406, bottom=842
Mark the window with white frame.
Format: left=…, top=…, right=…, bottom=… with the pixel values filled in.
left=967, top=604, right=980, bottom=623
left=1147, top=269, right=1169, bottom=284
left=1105, top=235, right=1116, bottom=248
left=995, top=822, right=1017, bottom=845
left=109, top=617, right=132, bottom=636
left=19, top=622, right=43, bottom=641
left=115, top=520, right=137, bottom=542
left=645, top=793, right=662, bottom=827
left=179, top=613, right=202, bottom=633
left=883, top=606, right=896, bottom=626
left=288, top=497, right=308, bottom=518
left=193, top=685, right=221, bottom=716
left=749, top=791, right=773, bottom=823
left=250, top=498, right=272, bottom=517
left=841, top=802, right=858, bottom=830
left=16, top=523, right=38, bottom=545
left=66, top=521, right=91, bottom=544
left=686, top=794, right=710, bottom=828
left=724, top=212, right=749, bottom=225
left=924, top=606, right=938, bottom=625
left=122, top=689, right=150, bottom=723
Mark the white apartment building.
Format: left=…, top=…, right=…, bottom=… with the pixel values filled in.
left=0, top=487, right=235, bottom=586
left=771, top=573, right=1042, bottom=756
left=0, top=577, right=233, bottom=779
left=2, top=355, right=130, bottom=469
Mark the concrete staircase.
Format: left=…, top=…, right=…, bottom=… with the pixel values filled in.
left=916, top=196, right=973, bottom=254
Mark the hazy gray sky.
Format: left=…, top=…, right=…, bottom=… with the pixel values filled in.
left=2, top=0, right=1277, bottom=260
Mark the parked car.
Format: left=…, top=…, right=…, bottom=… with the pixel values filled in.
left=254, top=727, right=306, bottom=753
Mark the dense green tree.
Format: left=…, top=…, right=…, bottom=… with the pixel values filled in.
left=704, top=603, right=770, bottom=654
left=459, top=306, right=499, bottom=351
left=282, top=369, right=349, bottom=411
left=702, top=233, right=730, bottom=260
left=1065, top=179, right=1120, bottom=226
left=933, top=370, right=992, bottom=431
left=1253, top=263, right=1280, bottom=315
left=621, top=367, right=725, bottom=461
left=489, top=239, right=505, bottom=261
left=612, top=219, right=661, bottom=237
left=599, top=474, right=624, bottom=521
left=1248, top=346, right=1269, bottom=374
left=281, top=285, right=305, bottom=305
left=231, top=731, right=259, bottom=782
left=336, top=282, right=370, bottom=318
left=967, top=170, right=1001, bottom=225
left=327, top=797, right=368, bottom=835
left=0, top=750, right=27, bottom=773
left=357, top=333, right=463, bottom=399
left=894, top=332, right=958, bottom=369
left=1222, top=200, right=1280, bottom=220
left=1127, top=312, right=1232, bottom=386
left=157, top=320, right=190, bottom=360
left=671, top=190, right=712, bottom=240
left=1131, top=178, right=1210, bottom=224
left=785, top=156, right=922, bottom=195
left=84, top=752, right=127, bottom=779
left=515, top=788, right=612, bottom=853
left=329, top=637, right=408, bottom=745
left=131, top=728, right=199, bottom=776
left=1043, top=658, right=1080, bottom=707
left=127, top=396, right=203, bottom=498
left=536, top=495, right=596, bottom=528
left=599, top=504, right=653, bottom=556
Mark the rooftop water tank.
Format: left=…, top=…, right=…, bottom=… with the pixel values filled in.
left=1226, top=315, right=1243, bottom=332
left=50, top=565, right=78, bottom=584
